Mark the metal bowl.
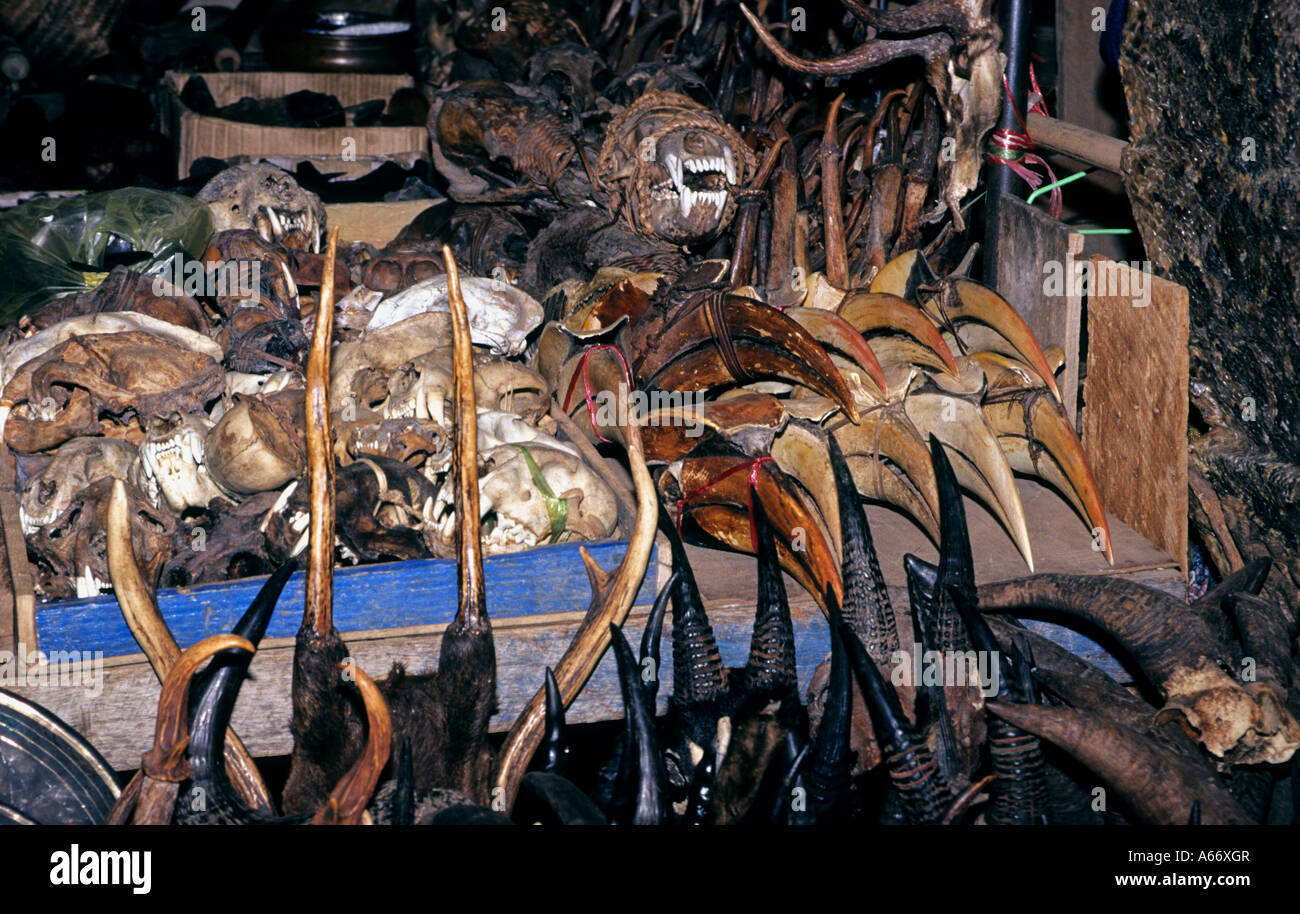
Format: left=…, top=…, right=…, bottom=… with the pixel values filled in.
left=263, top=9, right=415, bottom=74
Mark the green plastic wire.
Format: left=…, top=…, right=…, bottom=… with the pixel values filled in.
left=1076, top=228, right=1134, bottom=235
left=1025, top=169, right=1088, bottom=205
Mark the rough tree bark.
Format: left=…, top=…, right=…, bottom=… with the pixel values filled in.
left=1119, top=0, right=1300, bottom=615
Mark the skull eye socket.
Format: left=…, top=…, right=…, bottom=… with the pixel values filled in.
left=39, top=480, right=57, bottom=504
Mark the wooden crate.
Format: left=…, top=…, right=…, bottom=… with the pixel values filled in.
left=159, top=71, right=428, bottom=179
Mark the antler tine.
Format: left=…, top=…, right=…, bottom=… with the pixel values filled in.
left=494, top=352, right=659, bottom=809
left=106, top=478, right=274, bottom=815
left=739, top=3, right=952, bottom=77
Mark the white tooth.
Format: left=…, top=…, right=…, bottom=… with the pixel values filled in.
left=265, top=206, right=284, bottom=238
left=280, top=262, right=299, bottom=301
left=77, top=566, right=96, bottom=599
left=668, top=154, right=682, bottom=189
left=291, top=528, right=310, bottom=558
left=291, top=511, right=309, bottom=533
left=681, top=187, right=694, bottom=217
left=724, top=148, right=736, bottom=183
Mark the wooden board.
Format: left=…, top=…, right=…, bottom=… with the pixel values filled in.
left=31, top=539, right=656, bottom=658
left=325, top=201, right=438, bottom=247
left=995, top=197, right=1084, bottom=424
left=1082, top=255, right=1189, bottom=575
left=4, top=478, right=1180, bottom=769
left=1054, top=0, right=1128, bottom=141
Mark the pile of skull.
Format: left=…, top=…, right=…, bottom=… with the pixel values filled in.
left=3, top=163, right=623, bottom=602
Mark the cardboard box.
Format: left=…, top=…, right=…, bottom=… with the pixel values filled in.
left=160, top=71, right=428, bottom=179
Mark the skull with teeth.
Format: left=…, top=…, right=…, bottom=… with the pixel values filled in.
left=263, top=457, right=440, bottom=563
left=196, top=164, right=326, bottom=253
left=130, top=411, right=227, bottom=514
left=28, top=476, right=175, bottom=601
left=597, top=90, right=755, bottom=245
left=429, top=443, right=618, bottom=554
left=379, top=347, right=551, bottom=428
left=19, top=437, right=138, bottom=536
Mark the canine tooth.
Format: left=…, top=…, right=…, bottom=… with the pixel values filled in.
left=682, top=187, right=696, bottom=217
left=724, top=148, right=736, bottom=183
left=265, top=206, right=284, bottom=238
left=291, top=528, right=310, bottom=558
left=290, top=511, right=310, bottom=533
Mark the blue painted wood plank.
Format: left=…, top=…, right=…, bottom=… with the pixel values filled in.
left=33, top=540, right=657, bottom=658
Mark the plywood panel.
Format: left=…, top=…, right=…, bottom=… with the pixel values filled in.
left=1081, top=255, right=1189, bottom=574
left=996, top=197, right=1083, bottom=424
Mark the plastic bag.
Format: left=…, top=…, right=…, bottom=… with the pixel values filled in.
left=0, top=188, right=213, bottom=325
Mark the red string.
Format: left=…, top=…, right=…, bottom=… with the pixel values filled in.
left=1028, top=62, right=1050, bottom=118
left=560, top=344, right=633, bottom=443
left=988, top=71, right=1062, bottom=219
left=675, top=456, right=774, bottom=551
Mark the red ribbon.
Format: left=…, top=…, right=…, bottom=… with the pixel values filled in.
left=675, top=456, right=774, bottom=551
left=987, top=73, right=1063, bottom=219
left=560, top=344, right=633, bottom=443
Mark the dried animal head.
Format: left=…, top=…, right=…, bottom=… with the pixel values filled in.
left=596, top=91, right=755, bottom=245
left=29, top=476, right=174, bottom=600
left=19, top=437, right=137, bottom=535
left=197, top=164, right=325, bottom=252
left=1, top=330, right=225, bottom=455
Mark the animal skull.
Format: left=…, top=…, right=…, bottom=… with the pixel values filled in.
left=430, top=443, right=617, bottom=554
left=365, top=275, right=544, bottom=357
left=197, top=164, right=326, bottom=252
left=19, top=437, right=138, bottom=535
left=380, top=347, right=551, bottom=428
left=28, top=476, right=174, bottom=600
left=131, top=412, right=226, bottom=514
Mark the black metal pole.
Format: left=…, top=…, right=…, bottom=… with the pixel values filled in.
left=982, top=0, right=1032, bottom=285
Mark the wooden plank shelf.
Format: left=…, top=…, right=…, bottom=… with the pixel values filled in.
left=2, top=476, right=1181, bottom=770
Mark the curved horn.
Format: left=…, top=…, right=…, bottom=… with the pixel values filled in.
left=985, top=701, right=1252, bottom=824
left=313, top=661, right=392, bottom=825
left=610, top=623, right=668, bottom=825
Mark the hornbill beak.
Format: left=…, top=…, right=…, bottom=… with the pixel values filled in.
left=639, top=391, right=788, bottom=465
left=869, top=249, right=920, bottom=298
left=784, top=307, right=888, bottom=395
left=924, top=279, right=1063, bottom=404
left=982, top=381, right=1113, bottom=564
left=314, top=661, right=392, bottom=825
left=675, top=451, right=843, bottom=611
left=836, top=291, right=960, bottom=377
left=904, top=367, right=1034, bottom=570
left=106, top=477, right=274, bottom=817
left=828, top=398, right=941, bottom=543
left=610, top=622, right=669, bottom=825
left=827, top=433, right=899, bottom=665
left=636, top=292, right=860, bottom=423
left=985, top=701, right=1253, bottom=825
